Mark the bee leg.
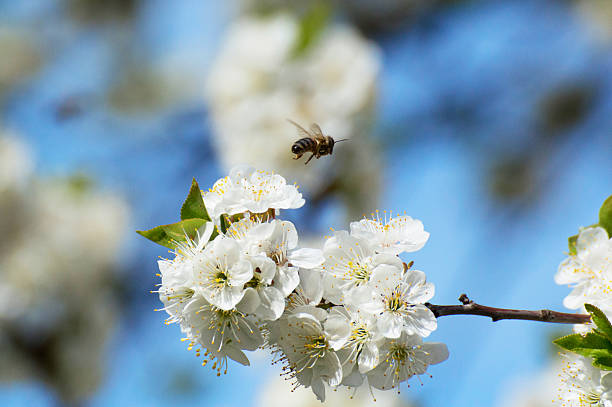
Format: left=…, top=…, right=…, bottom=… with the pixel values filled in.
left=304, top=153, right=315, bottom=165
left=293, top=154, right=301, bottom=160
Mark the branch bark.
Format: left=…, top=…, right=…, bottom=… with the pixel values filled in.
left=425, top=294, right=591, bottom=325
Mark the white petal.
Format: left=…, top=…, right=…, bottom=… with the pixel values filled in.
left=292, top=306, right=328, bottom=322
left=257, top=287, right=285, bottom=320
left=276, top=220, right=298, bottom=249
left=213, top=236, right=240, bottom=263
left=198, top=221, right=215, bottom=246
left=405, top=273, right=435, bottom=303
left=237, top=287, right=260, bottom=314
left=248, top=221, right=276, bottom=243
left=563, top=284, right=589, bottom=309
left=288, top=248, right=324, bottom=268
left=555, top=258, right=584, bottom=285
left=406, top=305, right=437, bottom=337
left=220, top=345, right=250, bottom=366
left=229, top=259, right=253, bottom=286
left=208, top=286, right=244, bottom=310
left=326, top=351, right=343, bottom=387
left=372, top=252, right=403, bottom=268
left=274, top=266, right=299, bottom=297
left=341, top=365, right=365, bottom=387
left=577, top=226, right=609, bottom=253
left=370, top=264, right=403, bottom=294
left=378, top=312, right=403, bottom=338
left=235, top=319, right=263, bottom=350
left=324, top=311, right=351, bottom=350
left=310, top=377, right=326, bottom=401
left=358, top=342, right=379, bottom=373
left=299, top=269, right=324, bottom=304
left=421, top=342, right=449, bottom=365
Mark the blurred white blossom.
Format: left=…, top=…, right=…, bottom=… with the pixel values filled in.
left=205, top=13, right=382, bottom=216
left=0, top=132, right=129, bottom=403
left=256, top=372, right=416, bottom=407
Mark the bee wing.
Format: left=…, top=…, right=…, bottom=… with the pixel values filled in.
left=309, top=123, right=324, bottom=138
left=287, top=119, right=312, bottom=138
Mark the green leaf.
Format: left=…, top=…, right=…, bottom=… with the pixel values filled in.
left=592, top=355, right=612, bottom=371
left=585, top=304, right=612, bottom=341
left=291, top=2, right=331, bottom=58
left=599, top=195, right=612, bottom=238
left=137, top=218, right=208, bottom=249
left=219, top=214, right=230, bottom=234
left=553, top=332, right=612, bottom=358
left=180, top=178, right=210, bottom=221
left=568, top=234, right=578, bottom=255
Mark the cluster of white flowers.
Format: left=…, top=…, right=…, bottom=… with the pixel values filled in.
left=555, top=226, right=612, bottom=334
left=0, top=133, right=129, bottom=403
left=205, top=13, right=382, bottom=216
left=554, top=226, right=612, bottom=404
left=156, top=166, right=448, bottom=401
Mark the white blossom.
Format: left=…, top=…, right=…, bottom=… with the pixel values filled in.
left=268, top=306, right=345, bottom=401
left=192, top=235, right=253, bottom=311
left=555, top=226, right=612, bottom=333
left=321, top=230, right=403, bottom=305
left=202, top=165, right=304, bottom=220
left=0, top=134, right=128, bottom=403
left=334, top=306, right=384, bottom=375
left=156, top=223, right=215, bottom=324
left=360, top=264, right=437, bottom=338
left=228, top=217, right=323, bottom=299
left=350, top=212, right=429, bottom=255
left=0, top=134, right=32, bottom=195
left=183, top=296, right=263, bottom=373
left=557, top=353, right=612, bottom=406
left=205, top=13, right=382, bottom=212
left=240, top=254, right=286, bottom=321
left=366, top=332, right=448, bottom=391
left=555, top=226, right=612, bottom=310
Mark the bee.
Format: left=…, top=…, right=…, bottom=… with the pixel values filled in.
left=288, top=120, right=348, bottom=165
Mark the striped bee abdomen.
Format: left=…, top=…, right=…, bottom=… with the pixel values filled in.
left=291, top=137, right=317, bottom=155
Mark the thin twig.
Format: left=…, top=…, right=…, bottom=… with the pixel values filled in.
left=425, top=294, right=591, bottom=324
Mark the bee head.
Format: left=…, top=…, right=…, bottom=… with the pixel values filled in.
left=326, top=136, right=335, bottom=154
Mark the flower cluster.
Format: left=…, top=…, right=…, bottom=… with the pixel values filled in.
left=152, top=167, right=448, bottom=401
left=556, top=226, right=612, bottom=333
left=554, top=223, right=612, bottom=404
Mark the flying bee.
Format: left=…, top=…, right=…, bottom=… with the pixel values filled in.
left=288, top=120, right=348, bottom=165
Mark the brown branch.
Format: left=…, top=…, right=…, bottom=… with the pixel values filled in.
left=425, top=294, right=591, bottom=325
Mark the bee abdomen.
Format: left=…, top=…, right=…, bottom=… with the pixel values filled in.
left=292, top=137, right=316, bottom=154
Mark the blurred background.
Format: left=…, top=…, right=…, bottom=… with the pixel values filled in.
left=0, top=0, right=611, bottom=406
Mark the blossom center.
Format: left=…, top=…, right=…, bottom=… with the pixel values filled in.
left=350, top=326, right=370, bottom=344
left=385, top=290, right=407, bottom=312
left=211, top=270, right=229, bottom=289
left=389, top=345, right=410, bottom=364
left=347, top=261, right=371, bottom=285
left=244, top=268, right=263, bottom=289
left=303, top=334, right=329, bottom=359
